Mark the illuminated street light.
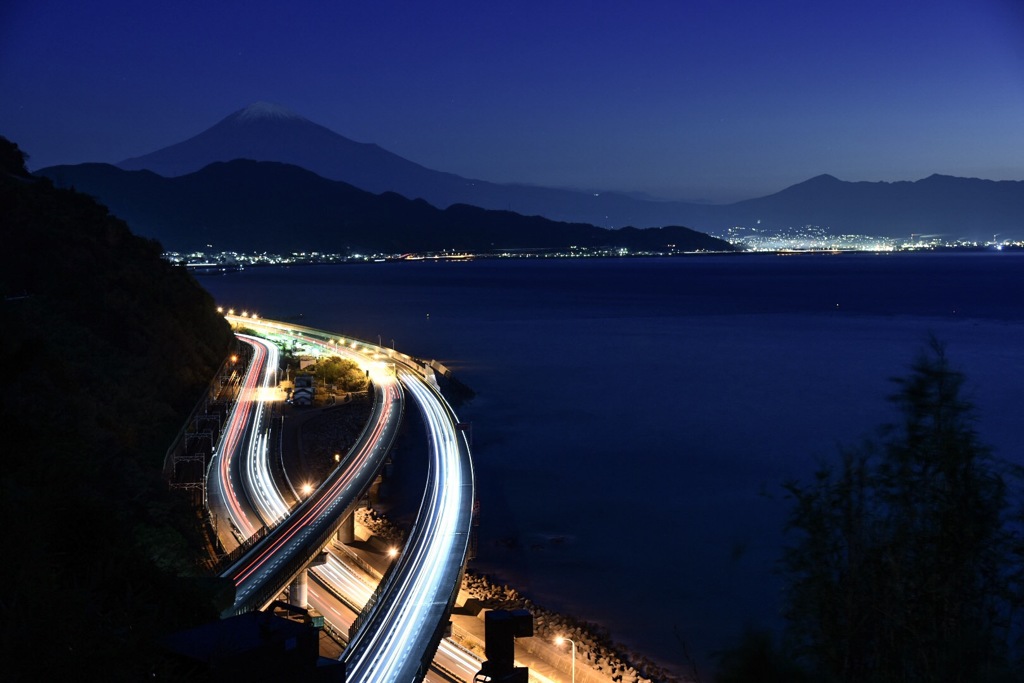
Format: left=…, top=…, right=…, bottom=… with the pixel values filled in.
left=555, top=636, right=577, bottom=683
left=300, top=483, right=313, bottom=497
left=387, top=546, right=399, bottom=559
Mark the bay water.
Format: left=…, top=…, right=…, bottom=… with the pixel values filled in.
left=201, top=252, right=1024, bottom=676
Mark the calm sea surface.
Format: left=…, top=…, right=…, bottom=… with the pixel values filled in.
left=201, top=252, right=1024, bottom=675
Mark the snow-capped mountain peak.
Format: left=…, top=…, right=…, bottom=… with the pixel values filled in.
left=232, top=101, right=305, bottom=123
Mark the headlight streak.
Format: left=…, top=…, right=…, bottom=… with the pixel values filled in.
left=220, top=338, right=403, bottom=613
left=311, top=556, right=487, bottom=679
left=220, top=316, right=477, bottom=681
left=314, top=553, right=375, bottom=607
left=208, top=335, right=268, bottom=541
left=230, top=336, right=291, bottom=533
left=227, top=382, right=395, bottom=593
left=229, top=327, right=383, bottom=634
left=342, top=370, right=474, bottom=683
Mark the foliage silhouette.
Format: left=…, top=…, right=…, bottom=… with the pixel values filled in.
left=1, top=135, right=234, bottom=678
left=780, top=339, right=1024, bottom=683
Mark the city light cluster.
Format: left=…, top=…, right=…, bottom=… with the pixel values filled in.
left=718, top=224, right=1024, bottom=252
left=166, top=232, right=1022, bottom=269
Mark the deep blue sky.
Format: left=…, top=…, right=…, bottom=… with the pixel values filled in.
left=2, top=0, right=1022, bottom=202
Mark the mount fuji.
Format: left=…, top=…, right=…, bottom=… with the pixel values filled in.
left=97, top=102, right=1024, bottom=242
left=117, top=102, right=728, bottom=229
left=119, top=102, right=459, bottom=199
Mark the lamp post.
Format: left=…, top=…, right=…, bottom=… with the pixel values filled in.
left=555, top=636, right=576, bottom=683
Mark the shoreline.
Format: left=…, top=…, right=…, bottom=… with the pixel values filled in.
left=179, top=244, right=1024, bottom=273
left=299, top=396, right=693, bottom=682
left=357, top=508, right=692, bottom=683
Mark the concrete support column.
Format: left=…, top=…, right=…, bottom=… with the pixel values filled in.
left=336, top=509, right=355, bottom=544
left=290, top=571, right=308, bottom=609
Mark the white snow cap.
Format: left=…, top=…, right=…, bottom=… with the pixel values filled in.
left=234, top=101, right=305, bottom=122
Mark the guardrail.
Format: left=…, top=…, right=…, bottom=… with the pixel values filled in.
left=162, top=342, right=248, bottom=481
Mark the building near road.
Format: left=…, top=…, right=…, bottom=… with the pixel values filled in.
left=161, top=601, right=342, bottom=680
left=293, top=374, right=315, bottom=406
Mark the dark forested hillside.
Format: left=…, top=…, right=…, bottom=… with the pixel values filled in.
left=38, top=159, right=734, bottom=254
left=0, top=136, right=235, bottom=678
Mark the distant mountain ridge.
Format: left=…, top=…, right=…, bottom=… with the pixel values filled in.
left=40, top=159, right=732, bottom=253
left=119, top=102, right=706, bottom=231
left=114, top=103, right=1024, bottom=242
left=119, top=102, right=455, bottom=198
left=726, top=173, right=1024, bottom=241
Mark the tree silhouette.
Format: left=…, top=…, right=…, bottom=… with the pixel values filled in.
left=781, top=339, right=1023, bottom=682
left=0, top=135, right=30, bottom=176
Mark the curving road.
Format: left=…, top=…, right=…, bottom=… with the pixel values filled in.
left=214, top=316, right=476, bottom=682
left=236, top=335, right=287, bottom=530
left=341, top=368, right=476, bottom=682
left=219, top=373, right=401, bottom=616
left=206, top=334, right=277, bottom=546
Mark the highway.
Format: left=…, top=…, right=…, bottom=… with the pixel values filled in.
left=219, top=366, right=401, bottom=616
left=206, top=333, right=277, bottom=546
left=212, top=315, right=477, bottom=681
left=236, top=335, right=288, bottom=530
left=341, top=368, right=476, bottom=682
left=204, top=332, right=378, bottom=643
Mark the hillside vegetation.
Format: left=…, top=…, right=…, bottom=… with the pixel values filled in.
left=1, top=136, right=235, bottom=677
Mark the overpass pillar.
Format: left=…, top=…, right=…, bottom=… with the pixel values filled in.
left=336, top=509, right=355, bottom=544
left=290, top=571, right=308, bottom=609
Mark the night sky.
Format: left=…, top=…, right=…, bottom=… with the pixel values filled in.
left=2, top=0, right=1023, bottom=202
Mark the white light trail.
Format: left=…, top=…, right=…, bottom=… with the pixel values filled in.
left=344, top=369, right=473, bottom=683
left=219, top=316, right=477, bottom=682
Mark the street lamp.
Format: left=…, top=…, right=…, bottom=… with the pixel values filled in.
left=555, top=636, right=576, bottom=683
